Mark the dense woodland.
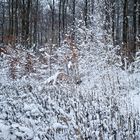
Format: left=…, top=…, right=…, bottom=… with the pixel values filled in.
left=0, top=0, right=140, bottom=66
left=0, top=0, right=140, bottom=140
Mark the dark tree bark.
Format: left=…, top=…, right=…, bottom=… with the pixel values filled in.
left=133, top=0, right=137, bottom=56
left=115, top=0, right=120, bottom=46
left=1, top=1, right=5, bottom=43
left=11, top=0, right=14, bottom=35
left=21, top=0, right=26, bottom=45
left=65, top=0, right=68, bottom=34
left=51, top=0, right=55, bottom=44
left=8, top=0, right=11, bottom=36
left=33, top=0, right=38, bottom=46
left=72, top=0, right=75, bottom=40
left=62, top=0, right=66, bottom=37
left=29, top=0, right=33, bottom=46
left=58, top=0, right=62, bottom=47
left=122, top=0, right=129, bottom=68
left=111, top=0, right=115, bottom=45
left=138, top=0, right=140, bottom=48
left=15, top=0, right=19, bottom=40
left=84, top=0, right=88, bottom=27
left=25, top=0, right=31, bottom=47
left=91, top=0, right=94, bottom=14
left=104, top=0, right=111, bottom=34
left=48, top=0, right=55, bottom=76
left=123, top=0, right=128, bottom=49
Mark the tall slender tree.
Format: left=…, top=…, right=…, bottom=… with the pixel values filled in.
left=1, top=1, right=5, bottom=43
left=133, top=0, right=137, bottom=55
left=84, top=0, right=88, bottom=27
left=72, top=0, right=75, bottom=40
left=122, top=0, right=128, bottom=68
left=138, top=0, right=140, bottom=48
left=58, top=0, right=62, bottom=47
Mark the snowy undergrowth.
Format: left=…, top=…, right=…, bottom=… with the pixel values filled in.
left=0, top=45, right=140, bottom=140
left=0, top=31, right=140, bottom=139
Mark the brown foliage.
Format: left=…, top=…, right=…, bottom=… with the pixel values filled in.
left=3, top=35, right=16, bottom=45
left=25, top=53, right=34, bottom=74
left=64, top=35, right=78, bottom=62
left=9, top=58, right=19, bottom=80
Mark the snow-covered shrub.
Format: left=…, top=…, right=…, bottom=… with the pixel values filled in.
left=0, top=11, right=140, bottom=140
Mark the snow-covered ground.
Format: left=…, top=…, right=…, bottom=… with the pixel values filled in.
left=0, top=13, right=140, bottom=139
left=0, top=34, right=140, bottom=139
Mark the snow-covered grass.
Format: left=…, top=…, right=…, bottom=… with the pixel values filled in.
left=0, top=20, right=140, bottom=139
left=0, top=36, right=140, bottom=140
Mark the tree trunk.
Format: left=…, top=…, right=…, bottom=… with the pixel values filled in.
left=72, top=0, right=75, bottom=40
left=111, top=0, right=115, bottom=46
left=15, top=0, right=19, bottom=42
left=25, top=0, right=31, bottom=47
left=21, top=0, right=26, bottom=45
left=133, top=0, right=137, bottom=56
left=62, top=0, right=66, bottom=38
left=84, top=0, right=88, bottom=27
left=8, top=0, right=11, bottom=36
left=122, top=0, right=128, bottom=68
left=58, top=0, right=62, bottom=47
left=1, top=1, right=5, bottom=43
left=11, top=0, right=14, bottom=36
left=138, top=0, right=140, bottom=50
left=33, top=0, right=38, bottom=48
left=104, top=0, right=111, bottom=34
left=115, top=0, right=120, bottom=46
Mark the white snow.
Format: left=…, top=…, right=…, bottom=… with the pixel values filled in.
left=0, top=2, right=139, bottom=139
